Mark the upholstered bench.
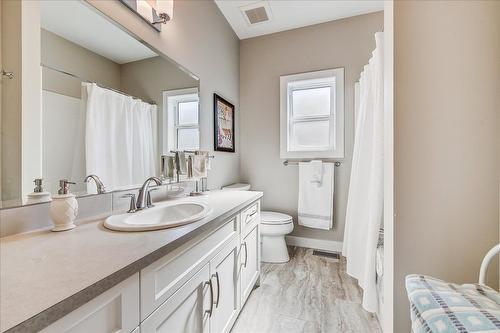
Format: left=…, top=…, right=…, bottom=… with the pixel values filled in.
left=406, top=274, right=500, bottom=333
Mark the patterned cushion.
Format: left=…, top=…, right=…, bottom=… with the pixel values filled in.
left=406, top=274, right=500, bottom=333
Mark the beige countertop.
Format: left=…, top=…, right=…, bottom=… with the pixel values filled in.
left=0, top=190, right=263, bottom=333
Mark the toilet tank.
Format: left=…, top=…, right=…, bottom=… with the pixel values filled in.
left=221, top=183, right=251, bottom=191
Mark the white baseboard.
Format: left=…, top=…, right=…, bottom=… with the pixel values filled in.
left=285, top=235, right=343, bottom=253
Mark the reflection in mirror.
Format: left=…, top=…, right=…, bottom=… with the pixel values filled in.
left=0, top=0, right=200, bottom=208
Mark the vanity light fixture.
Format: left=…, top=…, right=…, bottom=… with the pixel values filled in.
left=152, top=12, right=170, bottom=25
left=151, top=0, right=173, bottom=25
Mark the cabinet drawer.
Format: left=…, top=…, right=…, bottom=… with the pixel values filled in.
left=141, top=263, right=211, bottom=333
left=240, top=201, right=260, bottom=235
left=141, top=218, right=238, bottom=320
left=41, top=273, right=139, bottom=333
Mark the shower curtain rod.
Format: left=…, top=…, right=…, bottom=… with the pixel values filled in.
left=41, top=63, right=157, bottom=105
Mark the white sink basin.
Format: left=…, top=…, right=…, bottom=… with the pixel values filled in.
left=104, top=202, right=211, bottom=231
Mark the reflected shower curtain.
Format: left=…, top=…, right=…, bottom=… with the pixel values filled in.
left=84, top=83, right=157, bottom=192
left=342, top=32, right=384, bottom=314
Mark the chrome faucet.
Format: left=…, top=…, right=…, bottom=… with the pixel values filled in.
left=84, top=174, right=106, bottom=194
left=136, top=177, right=162, bottom=210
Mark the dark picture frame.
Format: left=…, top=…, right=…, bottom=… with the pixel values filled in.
left=214, top=93, right=235, bottom=152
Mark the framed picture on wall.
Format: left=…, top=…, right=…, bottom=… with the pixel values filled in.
left=214, top=93, right=235, bottom=152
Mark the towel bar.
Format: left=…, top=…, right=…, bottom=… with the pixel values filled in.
left=283, top=160, right=341, bottom=167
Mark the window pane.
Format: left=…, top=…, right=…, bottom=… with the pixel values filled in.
left=178, top=101, right=198, bottom=125
left=290, top=120, right=331, bottom=150
left=292, top=86, right=330, bottom=117
left=177, top=128, right=199, bottom=150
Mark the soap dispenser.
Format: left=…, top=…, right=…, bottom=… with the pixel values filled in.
left=49, top=179, right=78, bottom=232
left=26, top=178, right=52, bottom=204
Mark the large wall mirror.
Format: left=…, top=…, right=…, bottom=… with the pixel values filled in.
left=0, top=0, right=200, bottom=208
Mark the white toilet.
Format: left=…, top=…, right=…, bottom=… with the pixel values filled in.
left=222, top=183, right=294, bottom=263
left=259, top=211, right=293, bottom=263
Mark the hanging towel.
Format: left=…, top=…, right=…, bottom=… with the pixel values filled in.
left=298, top=162, right=334, bottom=230
left=196, top=151, right=211, bottom=170
left=309, top=160, right=323, bottom=184
left=176, top=152, right=187, bottom=175
left=192, top=154, right=208, bottom=179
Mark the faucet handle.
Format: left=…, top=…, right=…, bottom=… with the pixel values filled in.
left=146, top=188, right=159, bottom=208
left=122, top=193, right=136, bottom=213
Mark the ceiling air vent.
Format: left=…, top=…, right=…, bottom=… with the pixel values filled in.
left=240, top=1, right=272, bottom=26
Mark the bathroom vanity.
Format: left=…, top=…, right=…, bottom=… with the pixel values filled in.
left=0, top=191, right=262, bottom=333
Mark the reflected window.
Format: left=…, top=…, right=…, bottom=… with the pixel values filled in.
left=164, top=88, right=200, bottom=152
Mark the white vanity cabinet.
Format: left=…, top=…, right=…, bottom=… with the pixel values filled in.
left=140, top=200, right=261, bottom=333
left=37, top=199, right=260, bottom=333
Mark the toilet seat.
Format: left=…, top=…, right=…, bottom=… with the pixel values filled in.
left=260, top=211, right=292, bottom=225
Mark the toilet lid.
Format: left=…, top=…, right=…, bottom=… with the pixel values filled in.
left=260, top=211, right=293, bottom=225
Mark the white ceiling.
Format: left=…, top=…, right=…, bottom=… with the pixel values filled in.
left=215, top=0, right=384, bottom=39
left=40, top=0, right=157, bottom=64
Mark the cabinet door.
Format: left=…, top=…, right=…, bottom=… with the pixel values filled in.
left=210, top=238, right=240, bottom=333
left=41, top=273, right=139, bottom=333
left=240, top=223, right=260, bottom=305
left=141, top=263, right=212, bottom=333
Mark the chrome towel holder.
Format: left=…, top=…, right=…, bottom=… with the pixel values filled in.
left=283, top=160, right=341, bottom=167
left=1, top=70, right=14, bottom=79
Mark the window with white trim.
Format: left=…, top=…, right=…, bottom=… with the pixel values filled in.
left=280, top=68, right=344, bottom=159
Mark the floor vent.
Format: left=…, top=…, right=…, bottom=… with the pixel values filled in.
left=313, top=250, right=340, bottom=260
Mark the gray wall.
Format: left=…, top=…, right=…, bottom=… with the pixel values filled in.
left=120, top=56, right=198, bottom=105
left=1, top=0, right=22, bottom=201
left=394, top=1, right=500, bottom=331
left=88, top=0, right=240, bottom=190
left=41, top=29, right=122, bottom=98
left=239, top=12, right=383, bottom=242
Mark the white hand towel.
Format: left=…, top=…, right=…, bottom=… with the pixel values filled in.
left=298, top=162, right=334, bottom=230
left=196, top=151, right=211, bottom=170
left=192, top=155, right=208, bottom=179
left=309, top=160, right=323, bottom=184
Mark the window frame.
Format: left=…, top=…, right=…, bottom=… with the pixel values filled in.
left=174, top=98, right=199, bottom=150
left=280, top=68, right=344, bottom=159
left=162, top=87, right=200, bottom=153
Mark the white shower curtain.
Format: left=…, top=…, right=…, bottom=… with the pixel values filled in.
left=342, top=32, right=384, bottom=314
left=84, top=83, right=157, bottom=192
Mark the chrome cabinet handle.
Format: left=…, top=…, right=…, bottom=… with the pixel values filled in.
left=245, top=209, right=258, bottom=224
left=243, top=242, right=248, bottom=268
left=204, top=279, right=214, bottom=317
left=212, top=272, right=220, bottom=308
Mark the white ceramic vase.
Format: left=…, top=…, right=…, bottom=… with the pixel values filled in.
left=49, top=194, right=78, bottom=232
